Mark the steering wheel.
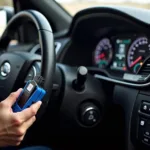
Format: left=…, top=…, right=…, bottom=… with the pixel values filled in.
left=0, top=10, right=55, bottom=116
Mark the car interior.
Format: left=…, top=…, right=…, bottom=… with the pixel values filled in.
left=1, top=0, right=150, bottom=150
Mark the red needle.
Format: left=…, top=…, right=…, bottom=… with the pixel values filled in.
left=130, top=56, right=142, bottom=68
left=99, top=53, right=105, bottom=59
left=96, top=53, right=105, bottom=60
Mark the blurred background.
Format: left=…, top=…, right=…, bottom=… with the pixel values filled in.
left=55, top=0, right=150, bottom=15
left=0, top=0, right=150, bottom=16
left=0, top=0, right=12, bottom=6
left=0, top=0, right=150, bottom=35
left=0, top=0, right=149, bottom=41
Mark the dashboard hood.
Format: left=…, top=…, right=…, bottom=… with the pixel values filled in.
left=97, top=5, right=150, bottom=25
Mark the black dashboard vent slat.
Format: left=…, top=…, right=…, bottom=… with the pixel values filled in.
left=142, top=67, right=150, bottom=70
left=138, top=57, right=150, bottom=75
left=141, top=69, right=150, bottom=71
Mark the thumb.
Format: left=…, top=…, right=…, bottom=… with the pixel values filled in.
left=4, top=88, right=22, bottom=106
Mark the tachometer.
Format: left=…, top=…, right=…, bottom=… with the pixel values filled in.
left=94, top=38, right=113, bottom=68
left=127, top=37, right=150, bottom=73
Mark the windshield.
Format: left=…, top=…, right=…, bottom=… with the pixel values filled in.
left=55, top=0, right=150, bottom=16
left=0, top=0, right=13, bottom=36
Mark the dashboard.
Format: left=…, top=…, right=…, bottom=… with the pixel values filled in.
left=57, top=6, right=150, bottom=86
left=9, top=6, right=150, bottom=87
left=94, top=35, right=150, bottom=74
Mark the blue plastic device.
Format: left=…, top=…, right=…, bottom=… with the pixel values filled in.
left=12, top=76, right=46, bottom=112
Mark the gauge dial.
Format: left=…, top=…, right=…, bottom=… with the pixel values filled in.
left=127, top=37, right=150, bottom=73
left=94, top=38, right=113, bottom=68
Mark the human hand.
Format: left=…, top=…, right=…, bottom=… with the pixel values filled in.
left=0, top=89, right=42, bottom=147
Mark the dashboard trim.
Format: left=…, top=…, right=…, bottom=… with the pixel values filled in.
left=68, top=7, right=150, bottom=38
left=30, top=44, right=40, bottom=54
left=30, top=42, right=62, bottom=54
left=94, top=74, right=150, bottom=88
left=55, top=42, right=62, bottom=54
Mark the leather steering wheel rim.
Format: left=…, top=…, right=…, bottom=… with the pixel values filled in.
left=0, top=10, right=55, bottom=117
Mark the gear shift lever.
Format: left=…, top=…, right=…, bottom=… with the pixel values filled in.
left=73, top=66, right=88, bottom=91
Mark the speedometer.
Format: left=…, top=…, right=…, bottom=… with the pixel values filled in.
left=127, top=37, right=150, bottom=73
left=94, top=38, right=113, bottom=69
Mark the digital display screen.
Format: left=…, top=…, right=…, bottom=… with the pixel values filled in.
left=110, top=39, right=131, bottom=71
left=27, top=83, right=34, bottom=92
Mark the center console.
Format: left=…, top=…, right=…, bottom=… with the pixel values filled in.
left=131, top=91, right=150, bottom=149
left=113, top=85, right=150, bottom=150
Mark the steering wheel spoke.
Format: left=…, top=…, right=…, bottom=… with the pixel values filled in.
left=24, top=61, right=41, bottom=83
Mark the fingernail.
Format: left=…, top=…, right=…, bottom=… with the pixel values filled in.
left=17, top=88, right=22, bottom=92
left=38, top=101, right=42, bottom=105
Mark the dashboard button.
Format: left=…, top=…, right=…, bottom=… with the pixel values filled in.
left=138, top=119, right=150, bottom=139
left=144, top=120, right=150, bottom=137
left=79, top=103, right=101, bottom=127
left=142, top=136, right=150, bottom=145
left=140, top=119, right=146, bottom=127
left=141, top=102, right=149, bottom=113
left=144, top=130, right=150, bottom=137
left=147, top=106, right=150, bottom=114
left=84, top=109, right=98, bottom=126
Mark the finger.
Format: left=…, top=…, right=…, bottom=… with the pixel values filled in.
left=0, top=134, right=24, bottom=142
left=0, top=140, right=10, bottom=147
left=13, top=117, right=36, bottom=136
left=4, top=88, right=22, bottom=106
left=0, top=139, right=21, bottom=146
left=15, top=101, right=41, bottom=122
left=23, top=116, right=36, bottom=129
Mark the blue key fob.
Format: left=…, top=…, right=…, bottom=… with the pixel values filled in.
left=12, top=76, right=46, bottom=112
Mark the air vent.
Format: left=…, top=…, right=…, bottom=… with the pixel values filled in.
left=31, top=42, right=61, bottom=55
left=138, top=58, right=150, bottom=75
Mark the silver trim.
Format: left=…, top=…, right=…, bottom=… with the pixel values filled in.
left=32, top=66, right=37, bottom=78
left=1, top=62, right=11, bottom=77
left=82, top=107, right=97, bottom=123
left=25, top=66, right=37, bottom=82
left=84, top=107, right=94, bottom=112
left=94, top=74, right=150, bottom=88
left=55, top=42, right=62, bottom=54
left=30, top=44, right=40, bottom=54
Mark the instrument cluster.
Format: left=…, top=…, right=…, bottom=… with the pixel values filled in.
left=93, top=35, right=150, bottom=74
